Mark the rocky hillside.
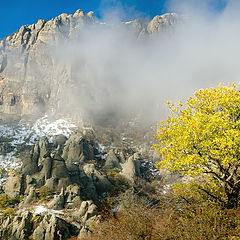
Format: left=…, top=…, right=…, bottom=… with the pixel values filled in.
left=0, top=123, right=158, bottom=239
left=0, top=10, right=176, bottom=240
left=0, top=10, right=177, bottom=123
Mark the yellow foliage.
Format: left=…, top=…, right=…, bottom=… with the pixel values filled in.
left=153, top=83, right=240, bottom=172
left=153, top=83, right=240, bottom=208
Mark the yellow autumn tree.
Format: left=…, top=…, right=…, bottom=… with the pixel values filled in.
left=153, top=83, right=240, bottom=209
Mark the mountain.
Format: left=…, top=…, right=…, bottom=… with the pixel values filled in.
left=0, top=10, right=178, bottom=239
left=0, top=10, right=177, bottom=124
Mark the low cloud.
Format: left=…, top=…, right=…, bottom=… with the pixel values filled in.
left=52, top=0, right=240, bottom=125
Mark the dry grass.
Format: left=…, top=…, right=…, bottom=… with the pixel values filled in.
left=79, top=192, right=240, bottom=240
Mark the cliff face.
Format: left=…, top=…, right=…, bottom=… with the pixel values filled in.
left=0, top=10, right=177, bottom=122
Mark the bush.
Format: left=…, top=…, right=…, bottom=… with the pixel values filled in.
left=88, top=191, right=158, bottom=240
left=1, top=208, right=16, bottom=218
left=106, top=170, right=130, bottom=196
left=83, top=192, right=240, bottom=240
left=0, top=194, right=15, bottom=208
left=38, top=186, right=53, bottom=199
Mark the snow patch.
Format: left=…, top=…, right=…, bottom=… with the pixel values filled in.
left=33, top=205, right=64, bottom=215
left=0, top=115, right=77, bottom=175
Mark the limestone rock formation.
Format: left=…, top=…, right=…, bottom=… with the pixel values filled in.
left=0, top=9, right=177, bottom=122
left=32, top=215, right=78, bottom=240
left=73, top=200, right=98, bottom=222
left=0, top=211, right=33, bottom=240
left=65, top=184, right=82, bottom=208
left=104, top=149, right=122, bottom=170
left=48, top=188, right=65, bottom=210
left=62, top=134, right=95, bottom=164
left=83, top=163, right=112, bottom=194
left=4, top=174, right=23, bottom=199
left=147, top=13, right=178, bottom=34
left=121, top=153, right=141, bottom=181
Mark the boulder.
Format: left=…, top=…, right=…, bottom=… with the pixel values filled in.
left=54, top=135, right=68, bottom=155
left=4, top=174, right=23, bottom=199
left=32, top=215, right=78, bottom=240
left=73, top=200, right=98, bottom=222
left=78, top=226, right=91, bottom=239
left=21, top=153, right=39, bottom=176
left=48, top=188, right=65, bottom=210
left=104, top=149, right=122, bottom=170
left=65, top=185, right=82, bottom=208
left=83, top=164, right=112, bottom=194
left=32, top=224, right=46, bottom=240
left=121, top=153, right=141, bottom=181
left=44, top=215, right=73, bottom=240
left=55, top=134, right=68, bottom=146
left=62, top=134, right=94, bottom=164
left=11, top=211, right=33, bottom=240
left=19, top=187, right=37, bottom=207
left=82, top=202, right=98, bottom=222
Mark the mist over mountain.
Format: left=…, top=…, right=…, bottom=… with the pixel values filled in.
left=1, top=3, right=240, bottom=239
left=0, top=10, right=177, bottom=125
left=1, top=2, right=240, bottom=127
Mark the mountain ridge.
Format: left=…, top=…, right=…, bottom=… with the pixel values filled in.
left=0, top=9, right=178, bottom=124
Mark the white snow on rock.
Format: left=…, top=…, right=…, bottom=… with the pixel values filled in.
left=0, top=115, right=77, bottom=147
left=31, top=115, right=77, bottom=142
left=0, top=154, right=21, bottom=170
left=0, top=115, right=77, bottom=173
left=33, top=205, right=64, bottom=215
left=17, top=205, right=64, bottom=216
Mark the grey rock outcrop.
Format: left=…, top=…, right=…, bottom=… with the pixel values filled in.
left=0, top=211, right=33, bottom=240
left=147, top=13, right=178, bottom=34
left=83, top=163, right=112, bottom=194
left=121, top=153, right=141, bottom=181
left=48, top=188, right=65, bottom=210
left=62, top=134, right=95, bottom=164
left=12, top=212, right=33, bottom=240
left=19, top=187, right=37, bottom=207
left=0, top=9, right=177, bottom=121
left=4, top=174, right=23, bottom=199
left=65, top=184, right=82, bottom=208
left=78, top=226, right=91, bottom=239
left=104, top=149, right=122, bottom=170
left=73, top=200, right=98, bottom=222
left=40, top=154, right=53, bottom=181
left=32, top=215, right=79, bottom=240
left=0, top=212, right=80, bottom=240
left=55, top=134, right=68, bottom=146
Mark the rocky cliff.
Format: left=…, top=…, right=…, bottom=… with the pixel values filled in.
left=0, top=10, right=177, bottom=123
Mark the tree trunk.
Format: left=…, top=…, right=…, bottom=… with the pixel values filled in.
left=226, top=187, right=240, bottom=209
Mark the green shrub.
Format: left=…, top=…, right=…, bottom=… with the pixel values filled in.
left=2, top=208, right=16, bottom=218
left=106, top=171, right=130, bottom=196
left=0, top=194, right=15, bottom=208
left=38, top=186, right=52, bottom=199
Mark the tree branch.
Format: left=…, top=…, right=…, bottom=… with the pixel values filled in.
left=197, top=186, right=226, bottom=205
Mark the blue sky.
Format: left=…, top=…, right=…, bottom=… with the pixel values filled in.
left=0, top=0, right=227, bottom=39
